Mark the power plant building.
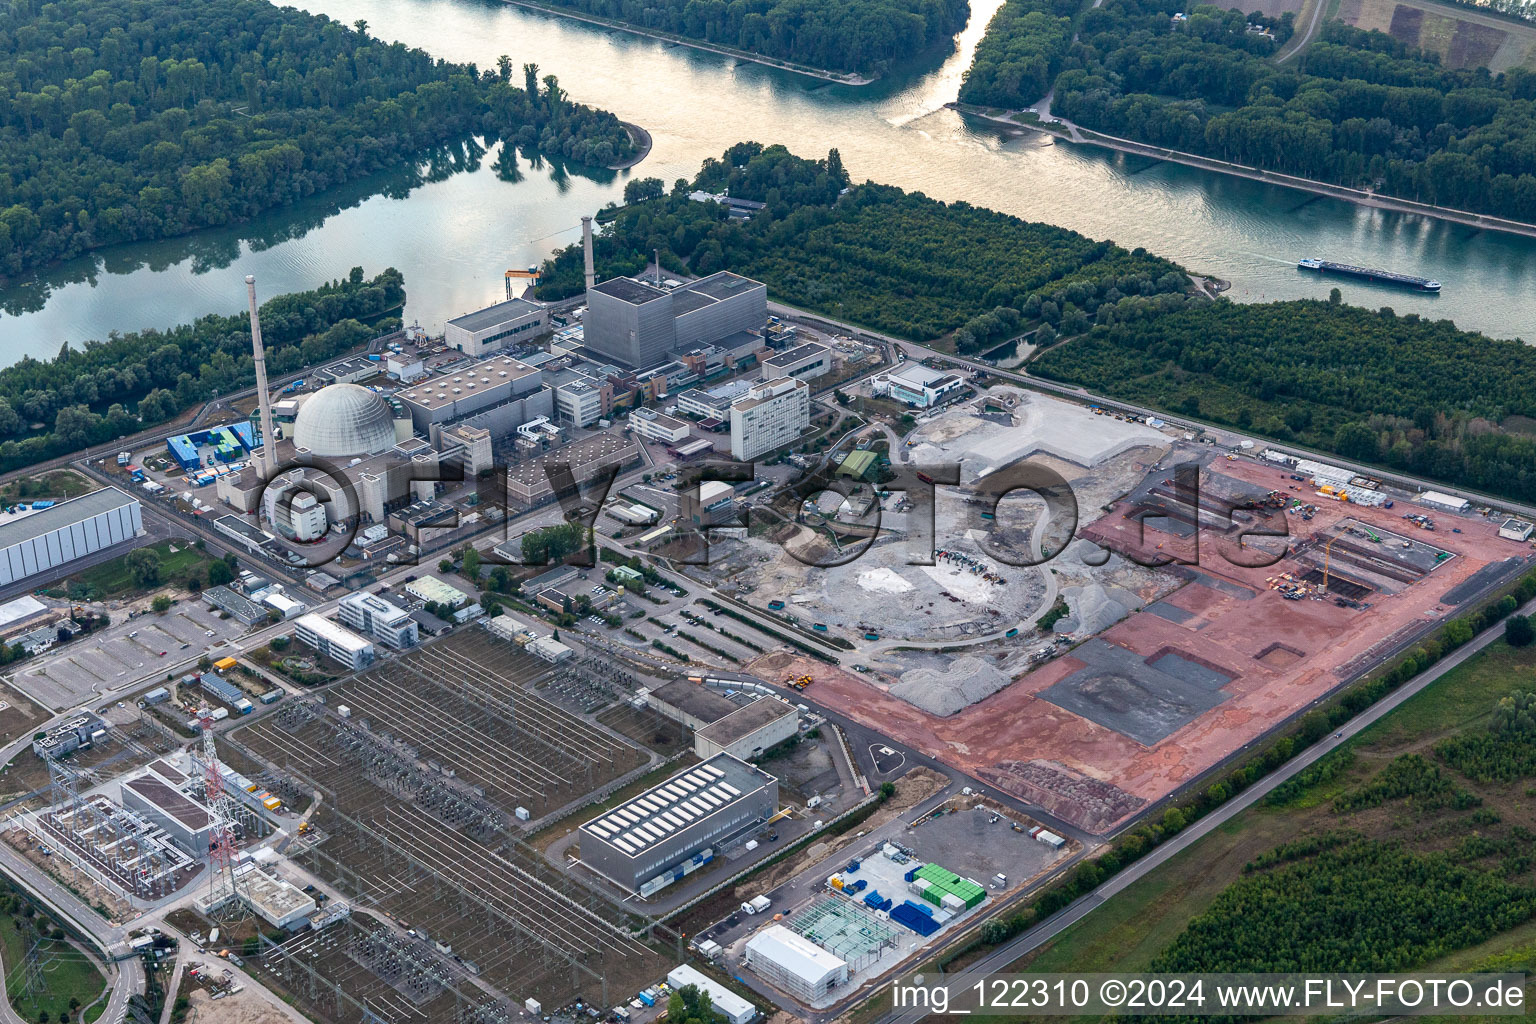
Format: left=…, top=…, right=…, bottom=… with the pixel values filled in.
left=585, top=273, right=768, bottom=368
left=444, top=298, right=550, bottom=358
left=579, top=753, right=777, bottom=891
left=0, top=488, right=143, bottom=587
left=397, top=354, right=552, bottom=434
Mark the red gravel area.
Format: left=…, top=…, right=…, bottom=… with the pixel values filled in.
left=755, top=460, right=1533, bottom=834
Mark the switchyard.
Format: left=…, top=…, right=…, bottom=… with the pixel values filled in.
left=226, top=630, right=672, bottom=1013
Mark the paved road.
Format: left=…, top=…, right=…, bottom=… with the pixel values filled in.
left=880, top=591, right=1536, bottom=1023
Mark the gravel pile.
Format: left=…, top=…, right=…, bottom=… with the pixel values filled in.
left=1057, top=583, right=1138, bottom=634
left=891, top=656, right=1012, bottom=716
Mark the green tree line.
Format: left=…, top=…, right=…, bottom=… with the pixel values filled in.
left=533, top=0, right=969, bottom=75
left=963, top=0, right=1536, bottom=221
left=539, top=143, right=1189, bottom=341
left=0, top=0, right=636, bottom=278
left=0, top=266, right=403, bottom=473
left=1032, top=296, right=1536, bottom=503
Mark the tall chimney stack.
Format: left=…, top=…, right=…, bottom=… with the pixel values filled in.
left=245, top=275, right=278, bottom=481
left=581, top=215, right=595, bottom=293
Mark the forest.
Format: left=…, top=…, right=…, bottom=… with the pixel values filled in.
left=1146, top=836, right=1536, bottom=976
left=0, top=267, right=403, bottom=473
left=535, top=0, right=970, bottom=75
left=1031, top=297, right=1536, bottom=502
left=0, top=0, right=636, bottom=278
left=958, top=0, right=1078, bottom=107
left=1436, top=689, right=1536, bottom=782
left=538, top=143, right=1189, bottom=341
left=1050, top=1, right=1536, bottom=220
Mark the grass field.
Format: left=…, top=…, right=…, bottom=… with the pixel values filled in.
left=0, top=470, right=95, bottom=504
left=44, top=540, right=218, bottom=601
left=1328, top=0, right=1536, bottom=70
left=0, top=900, right=108, bottom=1024
left=984, top=639, right=1536, bottom=1013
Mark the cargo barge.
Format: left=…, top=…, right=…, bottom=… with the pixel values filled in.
left=1298, top=258, right=1440, bottom=292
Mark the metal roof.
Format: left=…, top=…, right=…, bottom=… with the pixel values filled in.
left=445, top=297, right=545, bottom=333
left=580, top=753, right=771, bottom=859
left=0, top=487, right=137, bottom=550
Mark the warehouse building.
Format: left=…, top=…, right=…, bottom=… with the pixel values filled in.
left=762, top=342, right=832, bottom=383
left=744, top=925, right=848, bottom=1003
left=404, top=575, right=468, bottom=609
left=292, top=614, right=375, bottom=671
left=444, top=298, right=550, bottom=358
left=695, top=696, right=798, bottom=760
left=32, top=714, right=108, bottom=759
left=665, top=965, right=757, bottom=1024
left=0, top=488, right=142, bottom=587
left=1418, top=490, right=1472, bottom=514
left=585, top=272, right=768, bottom=368
left=338, top=592, right=419, bottom=649
left=578, top=753, right=777, bottom=891
left=730, top=378, right=810, bottom=461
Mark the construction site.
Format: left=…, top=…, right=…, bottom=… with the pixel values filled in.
left=756, top=441, right=1533, bottom=834
left=695, top=388, right=1176, bottom=717
left=222, top=627, right=674, bottom=1019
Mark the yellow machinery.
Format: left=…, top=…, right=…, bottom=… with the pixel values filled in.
left=504, top=265, right=541, bottom=298
left=786, top=674, right=813, bottom=691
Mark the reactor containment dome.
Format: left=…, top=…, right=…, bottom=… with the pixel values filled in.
left=292, top=383, right=397, bottom=457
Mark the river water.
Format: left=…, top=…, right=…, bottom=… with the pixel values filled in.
left=1, top=0, right=1533, bottom=366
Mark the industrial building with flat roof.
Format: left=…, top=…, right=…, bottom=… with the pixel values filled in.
left=630, top=409, right=692, bottom=444
left=579, top=753, right=777, bottom=891
left=505, top=431, right=641, bottom=509
left=292, top=614, right=376, bottom=671
left=761, top=342, right=832, bottom=382
left=585, top=272, right=767, bottom=368
left=120, top=770, right=216, bottom=856
left=695, top=696, right=799, bottom=761
left=646, top=679, right=744, bottom=731
left=0, top=488, right=142, bottom=587
left=397, top=354, right=552, bottom=434
left=744, top=924, right=848, bottom=1003
left=666, top=965, right=757, bottom=1024
left=444, top=297, right=550, bottom=357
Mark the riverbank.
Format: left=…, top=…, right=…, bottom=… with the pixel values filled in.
left=610, top=122, right=652, bottom=170
left=951, top=102, right=1536, bottom=242
left=500, top=0, right=877, bottom=85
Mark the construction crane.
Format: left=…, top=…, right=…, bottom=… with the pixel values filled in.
left=504, top=265, right=541, bottom=299
left=1321, top=535, right=1338, bottom=594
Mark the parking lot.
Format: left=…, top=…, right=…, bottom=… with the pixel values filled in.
left=12, top=601, right=246, bottom=710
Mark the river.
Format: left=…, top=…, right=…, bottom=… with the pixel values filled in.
left=1, top=0, right=1533, bottom=366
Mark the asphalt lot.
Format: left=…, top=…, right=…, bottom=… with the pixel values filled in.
left=12, top=601, right=243, bottom=711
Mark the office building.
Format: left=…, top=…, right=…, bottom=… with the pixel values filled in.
left=0, top=488, right=142, bottom=587
left=630, top=409, right=692, bottom=445
left=553, top=376, right=607, bottom=427
left=870, top=363, right=965, bottom=409
left=338, top=592, right=419, bottom=649
left=761, top=342, right=832, bottom=382
left=444, top=298, right=550, bottom=357
left=585, top=272, right=767, bottom=368
left=730, top=378, right=809, bottom=461
left=578, top=754, right=777, bottom=891
left=677, top=379, right=756, bottom=422
left=292, top=614, right=376, bottom=671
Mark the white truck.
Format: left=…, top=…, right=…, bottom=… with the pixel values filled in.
left=740, top=895, right=772, bottom=915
